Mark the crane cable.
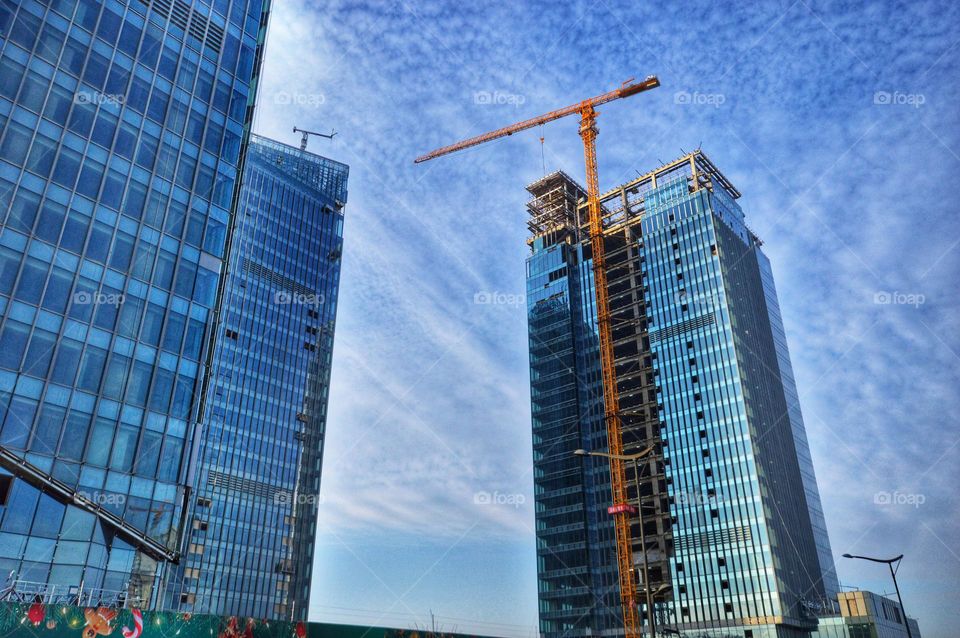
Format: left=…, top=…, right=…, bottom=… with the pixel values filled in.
left=539, top=124, right=546, bottom=176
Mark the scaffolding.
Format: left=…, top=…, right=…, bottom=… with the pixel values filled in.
left=525, top=170, right=586, bottom=239
left=526, top=151, right=744, bottom=242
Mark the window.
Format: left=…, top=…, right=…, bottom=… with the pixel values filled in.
left=6, top=189, right=40, bottom=234
left=130, top=242, right=158, bottom=282
left=110, top=424, right=139, bottom=471
left=0, top=121, right=32, bottom=166
left=117, top=21, right=142, bottom=57
left=33, top=404, right=67, bottom=455
left=149, top=368, right=176, bottom=412
left=43, top=83, right=74, bottom=125
left=136, top=430, right=162, bottom=478
left=174, top=260, right=198, bottom=299
left=26, top=133, right=57, bottom=178
left=59, top=411, right=91, bottom=460
left=125, top=360, right=153, bottom=406
left=92, top=110, right=119, bottom=149
left=18, top=72, right=50, bottom=114
left=86, top=418, right=115, bottom=466
left=103, top=355, right=131, bottom=400
left=109, top=231, right=136, bottom=271
left=0, top=396, right=36, bottom=448
left=52, top=147, right=82, bottom=189
left=67, top=97, right=96, bottom=137
left=60, top=38, right=88, bottom=76
left=77, top=346, right=107, bottom=392
left=122, top=179, right=147, bottom=220
left=141, top=304, right=165, bottom=346
left=9, top=10, right=41, bottom=50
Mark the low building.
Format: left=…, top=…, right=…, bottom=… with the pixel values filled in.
left=812, top=590, right=921, bottom=638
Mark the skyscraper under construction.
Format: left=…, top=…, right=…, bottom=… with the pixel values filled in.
left=526, top=152, right=838, bottom=638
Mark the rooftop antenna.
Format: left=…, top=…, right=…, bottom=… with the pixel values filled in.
left=293, top=126, right=336, bottom=151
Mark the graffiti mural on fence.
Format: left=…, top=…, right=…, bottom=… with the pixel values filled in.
left=0, top=603, right=497, bottom=638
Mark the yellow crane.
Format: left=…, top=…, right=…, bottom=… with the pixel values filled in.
left=415, top=75, right=660, bottom=638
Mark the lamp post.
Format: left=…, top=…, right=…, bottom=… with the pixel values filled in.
left=841, top=553, right=913, bottom=638
left=575, top=446, right=658, bottom=638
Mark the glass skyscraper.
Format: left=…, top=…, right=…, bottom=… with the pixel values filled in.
left=526, top=152, right=838, bottom=638
left=0, top=0, right=269, bottom=608
left=165, top=135, right=347, bottom=620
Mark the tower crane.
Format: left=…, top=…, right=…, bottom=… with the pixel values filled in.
left=415, top=75, right=660, bottom=638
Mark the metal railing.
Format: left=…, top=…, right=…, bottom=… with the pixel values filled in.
left=0, top=574, right=142, bottom=609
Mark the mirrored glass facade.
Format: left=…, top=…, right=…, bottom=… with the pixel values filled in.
left=165, top=135, right=347, bottom=620
left=0, top=0, right=269, bottom=607
left=526, top=153, right=837, bottom=638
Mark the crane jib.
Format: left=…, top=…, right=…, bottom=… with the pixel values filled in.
left=413, top=75, right=660, bottom=164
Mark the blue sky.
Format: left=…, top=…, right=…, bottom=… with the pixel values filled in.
left=250, top=1, right=959, bottom=636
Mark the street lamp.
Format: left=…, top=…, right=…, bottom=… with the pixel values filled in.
left=574, top=446, right=658, bottom=638
left=841, top=553, right=913, bottom=638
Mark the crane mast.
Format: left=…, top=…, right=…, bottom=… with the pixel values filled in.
left=415, top=75, right=660, bottom=638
